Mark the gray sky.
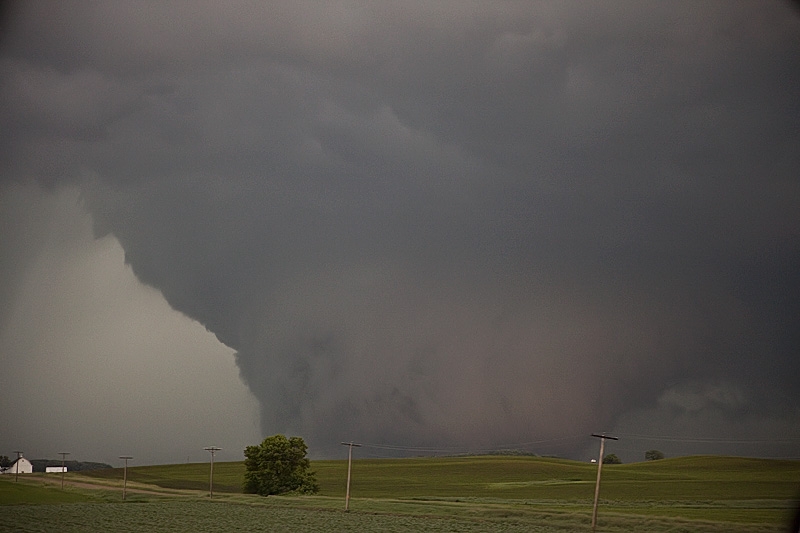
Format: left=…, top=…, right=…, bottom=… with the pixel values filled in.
left=1, top=1, right=798, bottom=465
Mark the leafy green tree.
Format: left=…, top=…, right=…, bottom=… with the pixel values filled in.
left=602, top=453, right=622, bottom=464
left=645, top=449, right=665, bottom=461
left=244, top=435, right=319, bottom=496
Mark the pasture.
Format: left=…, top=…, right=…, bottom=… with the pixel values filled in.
left=2, top=455, right=798, bottom=532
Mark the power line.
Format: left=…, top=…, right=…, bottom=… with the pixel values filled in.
left=617, top=433, right=800, bottom=444
left=356, top=434, right=588, bottom=456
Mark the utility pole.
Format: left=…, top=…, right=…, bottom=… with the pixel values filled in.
left=58, top=452, right=70, bottom=490
left=12, top=451, right=22, bottom=482
left=340, top=442, right=361, bottom=511
left=203, top=447, right=221, bottom=499
left=590, top=434, right=618, bottom=532
left=119, top=456, right=133, bottom=500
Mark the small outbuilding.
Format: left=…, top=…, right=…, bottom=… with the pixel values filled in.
left=45, top=466, right=67, bottom=473
left=1, top=456, right=33, bottom=475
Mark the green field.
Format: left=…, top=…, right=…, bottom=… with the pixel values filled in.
left=2, top=455, right=798, bottom=532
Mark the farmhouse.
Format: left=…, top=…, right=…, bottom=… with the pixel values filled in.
left=0, top=456, right=33, bottom=475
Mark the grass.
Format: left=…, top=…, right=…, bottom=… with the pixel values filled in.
left=2, top=455, right=798, bottom=532
left=0, top=477, right=101, bottom=505
left=0, top=499, right=586, bottom=533
left=82, top=455, right=800, bottom=500
left=82, top=461, right=244, bottom=493
left=0, top=496, right=791, bottom=533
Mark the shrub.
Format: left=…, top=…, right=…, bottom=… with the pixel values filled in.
left=645, top=449, right=665, bottom=461
left=603, top=453, right=622, bottom=464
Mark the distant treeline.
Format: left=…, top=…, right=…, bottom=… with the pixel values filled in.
left=455, top=450, right=542, bottom=457
left=31, top=460, right=112, bottom=472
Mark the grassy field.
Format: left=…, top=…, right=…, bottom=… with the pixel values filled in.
left=0, top=478, right=100, bottom=505
left=2, top=455, right=798, bottom=532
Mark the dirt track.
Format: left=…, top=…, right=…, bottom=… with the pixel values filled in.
left=34, top=474, right=202, bottom=497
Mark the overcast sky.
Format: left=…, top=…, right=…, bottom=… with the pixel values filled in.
left=1, top=2, right=798, bottom=465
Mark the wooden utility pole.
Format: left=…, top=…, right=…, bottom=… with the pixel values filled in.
left=12, top=451, right=22, bottom=482
left=590, top=434, right=618, bottom=531
left=203, top=447, right=221, bottom=498
left=119, top=456, right=133, bottom=500
left=340, top=442, right=361, bottom=511
left=58, top=452, right=70, bottom=490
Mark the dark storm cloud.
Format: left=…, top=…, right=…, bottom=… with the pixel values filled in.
left=1, top=2, right=798, bottom=459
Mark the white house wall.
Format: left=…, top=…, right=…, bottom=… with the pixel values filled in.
left=2, top=457, right=33, bottom=474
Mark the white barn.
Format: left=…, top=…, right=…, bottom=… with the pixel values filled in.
left=1, top=456, right=33, bottom=475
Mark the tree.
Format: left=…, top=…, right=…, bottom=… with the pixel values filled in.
left=243, top=435, right=319, bottom=496
left=0, top=455, right=10, bottom=469
left=603, top=453, right=622, bottom=464
left=645, top=449, right=665, bottom=461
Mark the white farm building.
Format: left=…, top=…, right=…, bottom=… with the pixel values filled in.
left=1, top=456, right=33, bottom=475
